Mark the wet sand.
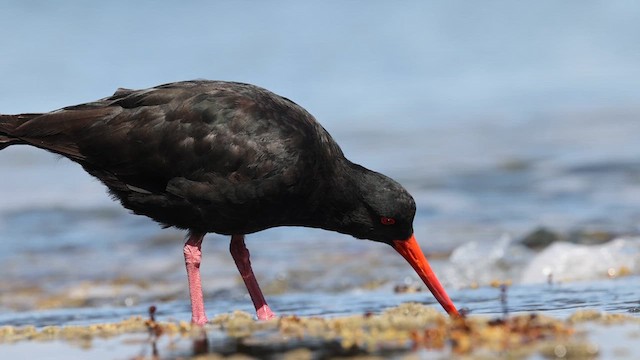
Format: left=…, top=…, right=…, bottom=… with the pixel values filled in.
left=1, top=303, right=638, bottom=359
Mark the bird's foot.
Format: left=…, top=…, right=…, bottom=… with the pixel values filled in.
left=191, top=313, right=209, bottom=326
left=256, top=305, right=276, bottom=320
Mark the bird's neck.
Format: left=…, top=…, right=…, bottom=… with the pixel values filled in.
left=300, top=159, right=368, bottom=234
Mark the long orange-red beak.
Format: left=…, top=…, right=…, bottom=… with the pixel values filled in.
left=392, top=234, right=459, bottom=316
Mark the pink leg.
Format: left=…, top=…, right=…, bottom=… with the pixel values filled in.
left=230, top=234, right=276, bottom=320
left=183, top=232, right=208, bottom=326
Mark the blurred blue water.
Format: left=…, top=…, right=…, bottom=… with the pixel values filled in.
left=2, top=1, right=639, bottom=118
left=1, top=1, right=640, bottom=324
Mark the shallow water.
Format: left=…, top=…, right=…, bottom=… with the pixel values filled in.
left=1, top=275, right=639, bottom=329
left=0, top=285, right=638, bottom=360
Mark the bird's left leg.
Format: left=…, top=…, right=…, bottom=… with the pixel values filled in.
left=184, top=232, right=208, bottom=325
left=230, top=234, right=276, bottom=320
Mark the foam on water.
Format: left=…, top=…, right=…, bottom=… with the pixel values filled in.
left=521, top=237, right=640, bottom=284
left=445, top=235, right=640, bottom=288
left=444, top=234, right=534, bottom=288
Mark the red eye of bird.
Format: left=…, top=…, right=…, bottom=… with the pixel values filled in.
left=380, top=217, right=396, bottom=225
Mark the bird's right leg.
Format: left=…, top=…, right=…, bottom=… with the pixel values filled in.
left=230, top=234, right=276, bottom=320
left=184, top=232, right=208, bottom=325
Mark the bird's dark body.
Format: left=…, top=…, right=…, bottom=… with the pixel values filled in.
left=0, top=80, right=415, bottom=241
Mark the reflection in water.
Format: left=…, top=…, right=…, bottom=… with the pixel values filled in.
left=142, top=304, right=209, bottom=359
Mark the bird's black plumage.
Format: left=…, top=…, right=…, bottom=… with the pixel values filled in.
left=0, top=80, right=415, bottom=242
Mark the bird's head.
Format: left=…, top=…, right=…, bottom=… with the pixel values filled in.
left=336, top=164, right=415, bottom=243
left=332, top=163, right=459, bottom=317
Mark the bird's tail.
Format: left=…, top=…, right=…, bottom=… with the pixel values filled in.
left=0, top=113, right=40, bottom=150
left=0, top=115, right=15, bottom=150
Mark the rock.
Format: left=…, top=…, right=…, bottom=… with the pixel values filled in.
left=519, top=227, right=560, bottom=250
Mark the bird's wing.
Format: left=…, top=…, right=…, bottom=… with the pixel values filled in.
left=11, top=81, right=315, bottom=202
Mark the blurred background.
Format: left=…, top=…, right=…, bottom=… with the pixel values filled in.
left=0, top=1, right=639, bottom=323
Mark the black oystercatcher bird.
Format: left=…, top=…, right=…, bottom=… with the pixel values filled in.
left=0, top=80, right=458, bottom=324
